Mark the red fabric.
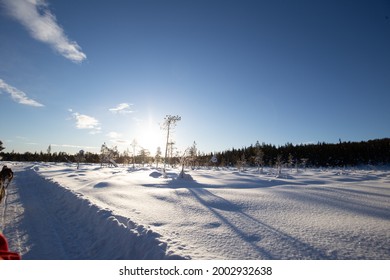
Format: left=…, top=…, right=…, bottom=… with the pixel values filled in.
left=0, top=233, right=21, bottom=260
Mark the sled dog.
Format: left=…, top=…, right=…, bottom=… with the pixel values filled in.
left=0, top=166, right=13, bottom=203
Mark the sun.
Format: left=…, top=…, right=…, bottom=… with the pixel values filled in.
left=136, top=121, right=164, bottom=153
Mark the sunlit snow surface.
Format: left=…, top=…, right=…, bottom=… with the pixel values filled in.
left=1, top=162, right=389, bottom=259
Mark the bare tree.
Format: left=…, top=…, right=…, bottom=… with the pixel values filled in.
left=161, top=115, right=181, bottom=174
left=131, top=139, right=137, bottom=169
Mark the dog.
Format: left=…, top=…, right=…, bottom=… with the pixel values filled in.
left=1, top=165, right=13, bottom=187
left=0, top=166, right=13, bottom=203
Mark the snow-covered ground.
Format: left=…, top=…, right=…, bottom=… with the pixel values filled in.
left=1, top=162, right=389, bottom=260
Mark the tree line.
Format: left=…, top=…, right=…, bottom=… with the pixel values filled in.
left=1, top=138, right=389, bottom=168
left=210, top=138, right=390, bottom=168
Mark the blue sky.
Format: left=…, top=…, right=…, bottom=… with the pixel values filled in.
left=1, top=0, right=389, bottom=155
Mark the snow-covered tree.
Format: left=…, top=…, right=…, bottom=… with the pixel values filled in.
left=100, top=143, right=119, bottom=167
left=237, top=153, right=247, bottom=172
left=161, top=115, right=181, bottom=174
left=122, top=148, right=131, bottom=166
left=301, top=158, right=309, bottom=171
left=179, top=147, right=190, bottom=178
left=254, top=141, right=264, bottom=173
left=288, top=153, right=294, bottom=172
left=275, top=154, right=283, bottom=176
left=76, top=150, right=85, bottom=169
left=210, top=153, right=218, bottom=168
left=138, top=148, right=150, bottom=167
left=188, top=141, right=197, bottom=169
left=155, top=146, right=162, bottom=168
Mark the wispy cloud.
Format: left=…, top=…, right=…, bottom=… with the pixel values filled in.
left=51, top=143, right=98, bottom=150
left=69, top=110, right=101, bottom=134
left=107, top=131, right=128, bottom=145
left=3, top=0, right=86, bottom=63
left=0, top=78, right=44, bottom=107
left=109, top=103, right=134, bottom=114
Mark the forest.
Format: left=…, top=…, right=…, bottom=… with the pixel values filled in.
left=1, top=138, right=389, bottom=168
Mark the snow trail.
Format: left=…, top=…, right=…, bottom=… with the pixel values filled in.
left=0, top=164, right=184, bottom=259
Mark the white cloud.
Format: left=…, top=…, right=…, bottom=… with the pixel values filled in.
left=71, top=112, right=101, bottom=133
left=3, top=0, right=86, bottom=63
left=0, top=78, right=44, bottom=107
left=107, top=132, right=122, bottom=139
left=109, top=103, right=134, bottom=114
left=106, top=131, right=129, bottom=145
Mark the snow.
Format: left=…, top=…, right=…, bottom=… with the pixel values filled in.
left=1, top=162, right=389, bottom=260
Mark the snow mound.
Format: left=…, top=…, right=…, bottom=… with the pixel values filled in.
left=93, top=181, right=110, bottom=188
left=149, top=171, right=163, bottom=178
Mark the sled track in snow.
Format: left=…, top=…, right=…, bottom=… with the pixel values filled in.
left=2, top=165, right=184, bottom=260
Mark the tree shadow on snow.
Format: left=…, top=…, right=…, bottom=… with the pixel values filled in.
left=186, top=187, right=330, bottom=260
left=142, top=174, right=330, bottom=259
left=142, top=170, right=302, bottom=190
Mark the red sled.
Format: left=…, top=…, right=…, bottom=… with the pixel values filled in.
left=0, top=233, right=21, bottom=260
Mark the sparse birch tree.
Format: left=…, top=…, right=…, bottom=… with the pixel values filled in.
left=161, top=115, right=181, bottom=174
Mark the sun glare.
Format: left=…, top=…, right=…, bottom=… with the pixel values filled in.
left=137, top=122, right=164, bottom=154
